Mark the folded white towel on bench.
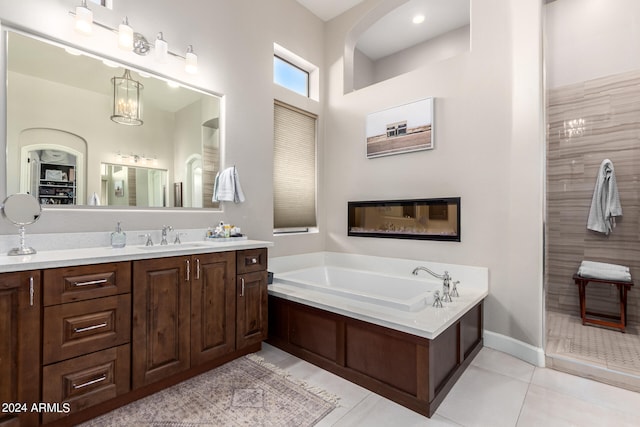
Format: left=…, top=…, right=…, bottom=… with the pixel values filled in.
left=577, top=260, right=632, bottom=282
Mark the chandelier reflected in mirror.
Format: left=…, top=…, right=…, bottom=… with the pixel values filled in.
left=111, top=69, right=143, bottom=126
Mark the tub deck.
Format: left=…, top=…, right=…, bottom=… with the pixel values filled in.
left=268, top=296, right=483, bottom=417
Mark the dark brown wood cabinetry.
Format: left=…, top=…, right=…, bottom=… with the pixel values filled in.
left=132, top=256, right=191, bottom=389
left=41, top=263, right=132, bottom=424
left=1, top=246, right=268, bottom=426
left=0, top=271, right=41, bottom=427
left=191, top=252, right=237, bottom=365
left=236, top=249, right=269, bottom=349
left=268, top=297, right=483, bottom=418
left=132, top=251, right=238, bottom=388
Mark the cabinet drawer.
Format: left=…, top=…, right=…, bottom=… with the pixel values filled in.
left=42, top=344, right=130, bottom=424
left=237, top=248, right=267, bottom=274
left=43, top=294, right=131, bottom=365
left=43, top=262, right=131, bottom=306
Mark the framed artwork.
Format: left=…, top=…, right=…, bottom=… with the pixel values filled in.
left=366, top=98, right=434, bottom=158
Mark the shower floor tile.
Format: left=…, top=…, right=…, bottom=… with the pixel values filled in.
left=546, top=311, right=640, bottom=391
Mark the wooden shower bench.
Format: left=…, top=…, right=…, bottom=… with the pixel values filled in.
left=573, top=274, right=633, bottom=332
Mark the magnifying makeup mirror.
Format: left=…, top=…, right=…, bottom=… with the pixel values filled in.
left=1, top=193, right=41, bottom=255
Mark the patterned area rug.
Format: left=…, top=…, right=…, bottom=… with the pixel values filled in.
left=80, top=355, right=338, bottom=427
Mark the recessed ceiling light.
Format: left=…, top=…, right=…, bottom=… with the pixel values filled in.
left=412, top=14, right=425, bottom=24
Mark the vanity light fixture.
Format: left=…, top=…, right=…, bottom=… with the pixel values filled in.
left=116, top=152, right=158, bottom=166
left=74, top=0, right=93, bottom=35
left=111, top=69, right=143, bottom=126
left=118, top=17, right=134, bottom=51
left=185, top=45, right=198, bottom=74
left=68, top=9, right=200, bottom=73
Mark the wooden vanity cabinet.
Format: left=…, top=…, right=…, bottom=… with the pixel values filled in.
left=41, top=262, right=131, bottom=424
left=236, top=249, right=268, bottom=349
left=132, top=251, right=236, bottom=389
left=0, top=270, right=41, bottom=427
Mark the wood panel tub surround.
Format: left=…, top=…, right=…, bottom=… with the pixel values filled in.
left=267, top=296, right=483, bottom=417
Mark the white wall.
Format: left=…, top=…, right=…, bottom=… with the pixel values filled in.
left=0, top=0, right=325, bottom=255
left=546, top=0, right=640, bottom=89
left=323, top=0, right=544, bottom=348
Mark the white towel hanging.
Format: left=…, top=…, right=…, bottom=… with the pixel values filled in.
left=213, top=166, right=245, bottom=203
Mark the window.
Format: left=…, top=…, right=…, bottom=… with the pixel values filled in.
left=273, top=101, right=317, bottom=233
left=273, top=43, right=319, bottom=101
left=274, top=56, right=309, bottom=97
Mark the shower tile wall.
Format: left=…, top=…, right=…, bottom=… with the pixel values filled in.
left=546, top=69, right=640, bottom=324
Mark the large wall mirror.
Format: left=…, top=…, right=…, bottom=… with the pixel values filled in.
left=5, top=29, right=222, bottom=209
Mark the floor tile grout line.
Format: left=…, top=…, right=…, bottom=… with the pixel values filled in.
left=326, top=391, right=373, bottom=426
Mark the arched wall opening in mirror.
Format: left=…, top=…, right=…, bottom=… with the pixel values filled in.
left=16, top=129, right=86, bottom=206
left=344, top=0, right=470, bottom=92
left=4, top=28, right=223, bottom=210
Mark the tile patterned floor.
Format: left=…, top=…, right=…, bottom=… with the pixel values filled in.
left=256, top=342, right=640, bottom=426
left=546, top=311, right=640, bottom=392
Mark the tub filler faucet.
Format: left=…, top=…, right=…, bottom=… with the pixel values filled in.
left=412, top=266, right=459, bottom=301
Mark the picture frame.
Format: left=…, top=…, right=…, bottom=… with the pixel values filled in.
left=366, top=98, right=434, bottom=158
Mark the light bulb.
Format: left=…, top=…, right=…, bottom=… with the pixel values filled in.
left=155, top=32, right=168, bottom=63
left=412, top=14, right=425, bottom=24
left=74, top=0, right=93, bottom=35
left=185, top=45, right=198, bottom=74
left=118, top=17, right=134, bottom=51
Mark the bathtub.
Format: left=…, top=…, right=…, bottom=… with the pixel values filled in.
left=267, top=252, right=489, bottom=417
left=268, top=251, right=488, bottom=339
left=275, top=266, right=437, bottom=312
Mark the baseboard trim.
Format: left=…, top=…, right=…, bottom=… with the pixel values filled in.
left=483, top=330, right=545, bottom=367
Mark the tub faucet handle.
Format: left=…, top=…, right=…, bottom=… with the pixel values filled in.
left=432, top=290, right=443, bottom=308
left=451, top=280, right=460, bottom=297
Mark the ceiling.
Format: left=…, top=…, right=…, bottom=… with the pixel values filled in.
left=296, top=0, right=470, bottom=61
left=295, top=0, right=366, bottom=21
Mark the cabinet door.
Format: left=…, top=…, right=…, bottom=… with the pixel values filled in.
left=132, top=257, right=190, bottom=389
left=236, top=271, right=268, bottom=349
left=0, top=271, right=40, bottom=427
left=190, top=252, right=236, bottom=365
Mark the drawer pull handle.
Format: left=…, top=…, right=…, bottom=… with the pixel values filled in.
left=250, top=258, right=258, bottom=264
left=241, top=277, right=245, bottom=297
left=196, top=259, right=200, bottom=280
left=74, top=322, right=108, bottom=333
left=29, top=276, right=34, bottom=307
left=186, top=260, right=190, bottom=281
left=72, top=278, right=108, bottom=287
left=73, top=375, right=106, bottom=390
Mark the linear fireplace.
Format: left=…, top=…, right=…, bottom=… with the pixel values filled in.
left=348, top=198, right=460, bottom=242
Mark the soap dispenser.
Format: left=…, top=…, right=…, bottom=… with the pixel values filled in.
left=111, top=222, right=127, bottom=248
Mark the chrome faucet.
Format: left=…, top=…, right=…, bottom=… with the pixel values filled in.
left=161, top=225, right=173, bottom=245
left=412, top=266, right=457, bottom=300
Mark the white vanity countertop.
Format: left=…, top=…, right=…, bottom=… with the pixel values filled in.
left=0, top=239, right=273, bottom=273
